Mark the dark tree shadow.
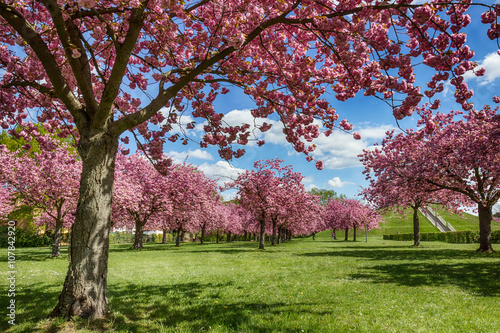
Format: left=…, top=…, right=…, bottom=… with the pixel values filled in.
left=349, top=262, right=500, bottom=296
left=298, top=246, right=500, bottom=297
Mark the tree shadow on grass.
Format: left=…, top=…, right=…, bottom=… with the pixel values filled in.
left=0, top=282, right=62, bottom=332
left=0, top=247, right=68, bottom=262
left=106, top=282, right=332, bottom=333
left=299, top=246, right=500, bottom=297
left=299, top=247, right=499, bottom=262
left=108, top=241, right=263, bottom=255
left=349, top=261, right=500, bottom=297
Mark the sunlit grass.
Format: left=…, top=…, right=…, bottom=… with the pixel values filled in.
left=1, top=233, right=499, bottom=332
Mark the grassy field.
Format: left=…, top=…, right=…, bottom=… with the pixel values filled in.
left=1, top=231, right=499, bottom=333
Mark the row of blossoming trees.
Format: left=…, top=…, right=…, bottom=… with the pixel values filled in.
left=0, top=145, right=382, bottom=254
left=360, top=106, right=500, bottom=252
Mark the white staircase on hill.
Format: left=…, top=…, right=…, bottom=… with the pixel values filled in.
left=418, top=206, right=456, bottom=232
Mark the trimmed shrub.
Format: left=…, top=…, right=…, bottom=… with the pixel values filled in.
left=0, top=225, right=52, bottom=248
left=383, top=230, right=498, bottom=244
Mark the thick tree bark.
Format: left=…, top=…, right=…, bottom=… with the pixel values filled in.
left=50, top=134, right=118, bottom=319
left=353, top=226, right=357, bottom=242
left=131, top=219, right=145, bottom=249
left=344, top=228, right=349, bottom=241
left=477, top=204, right=493, bottom=252
left=271, top=218, right=277, bottom=246
left=52, top=216, right=64, bottom=257
left=175, top=227, right=183, bottom=247
left=162, top=229, right=168, bottom=244
left=412, top=207, right=420, bottom=247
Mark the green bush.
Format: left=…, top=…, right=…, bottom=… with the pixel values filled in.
left=0, top=225, right=52, bottom=248
left=109, top=231, right=134, bottom=244
left=383, top=230, right=496, bottom=244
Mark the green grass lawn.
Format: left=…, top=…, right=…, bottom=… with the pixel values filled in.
left=1, top=232, right=500, bottom=333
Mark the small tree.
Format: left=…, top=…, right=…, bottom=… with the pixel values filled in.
left=113, top=153, right=172, bottom=249
left=360, top=133, right=469, bottom=246
left=0, top=142, right=80, bottom=256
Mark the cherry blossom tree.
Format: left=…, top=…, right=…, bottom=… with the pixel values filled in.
left=360, top=132, right=470, bottom=246
left=416, top=107, right=500, bottom=252
left=364, top=107, right=500, bottom=251
left=0, top=183, right=14, bottom=220
left=229, top=158, right=319, bottom=248
left=112, top=153, right=171, bottom=249
left=0, top=142, right=81, bottom=256
left=324, top=198, right=381, bottom=241
left=1, top=0, right=498, bottom=318
left=162, top=164, right=219, bottom=247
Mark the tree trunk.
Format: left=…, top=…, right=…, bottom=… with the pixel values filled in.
left=131, top=218, right=145, bottom=249
left=175, top=227, right=183, bottom=247
left=216, top=231, right=219, bottom=244
left=353, top=226, right=357, bottom=242
left=226, top=231, right=232, bottom=243
left=50, top=134, right=118, bottom=319
left=271, top=218, right=277, bottom=246
left=277, top=227, right=282, bottom=245
left=162, top=229, right=167, bottom=244
left=201, top=224, right=206, bottom=245
left=477, top=204, right=493, bottom=252
left=259, top=219, right=266, bottom=250
left=413, top=207, right=420, bottom=247
left=243, top=231, right=247, bottom=241
left=344, top=228, right=349, bottom=241
left=52, top=216, right=64, bottom=257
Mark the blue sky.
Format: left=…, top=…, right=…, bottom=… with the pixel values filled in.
left=153, top=6, right=500, bottom=202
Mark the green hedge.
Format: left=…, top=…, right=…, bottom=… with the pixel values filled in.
left=383, top=230, right=500, bottom=244
left=0, top=225, right=53, bottom=248
left=109, top=231, right=168, bottom=244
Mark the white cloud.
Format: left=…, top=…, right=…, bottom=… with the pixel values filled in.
left=160, top=107, right=199, bottom=136
left=327, top=177, right=353, bottom=188
left=197, top=160, right=246, bottom=186
left=307, top=124, right=393, bottom=170
left=166, top=149, right=213, bottom=163
left=302, top=175, right=315, bottom=184
left=305, top=183, right=318, bottom=191
left=221, top=109, right=286, bottom=145
left=358, top=124, right=395, bottom=140
left=464, top=52, right=500, bottom=85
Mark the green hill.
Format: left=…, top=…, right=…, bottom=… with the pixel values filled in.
left=318, top=207, right=500, bottom=241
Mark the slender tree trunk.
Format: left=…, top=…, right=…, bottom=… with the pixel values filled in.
left=277, top=227, right=282, bottom=245
left=353, top=226, right=357, bottom=242
left=176, top=227, right=183, bottom=247
left=131, top=219, right=145, bottom=249
left=259, top=219, right=266, bottom=250
left=216, top=231, right=219, bottom=244
left=226, top=231, right=232, bottom=243
left=477, top=204, right=493, bottom=252
left=52, top=216, right=64, bottom=257
left=162, top=229, right=167, bottom=244
left=413, top=207, right=420, bottom=247
left=201, top=224, right=206, bottom=245
left=50, top=134, right=118, bottom=319
left=243, top=231, right=247, bottom=241
left=344, top=228, right=349, bottom=241
left=271, top=218, right=277, bottom=246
